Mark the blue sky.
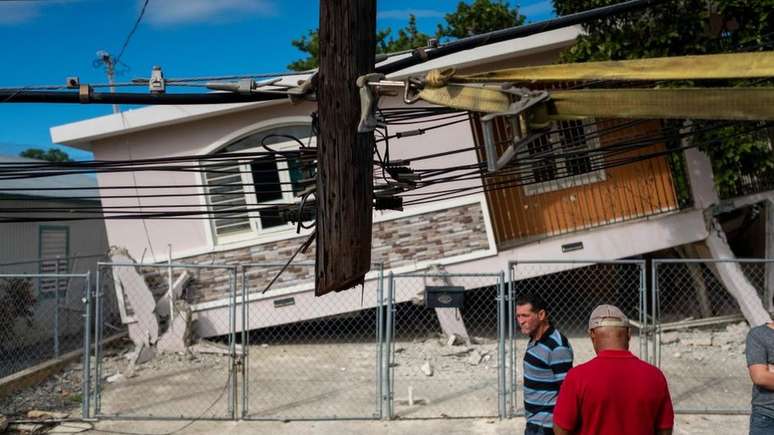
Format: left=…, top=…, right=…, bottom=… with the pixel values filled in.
left=0, top=0, right=555, bottom=161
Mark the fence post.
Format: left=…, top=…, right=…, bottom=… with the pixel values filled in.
left=497, top=271, right=506, bottom=419
left=81, top=271, right=92, bottom=418
left=508, top=263, right=516, bottom=418
left=652, top=261, right=661, bottom=367
left=229, top=267, right=238, bottom=420
left=376, top=264, right=384, bottom=419
left=639, top=261, right=647, bottom=363
left=382, top=272, right=394, bottom=419
left=167, top=251, right=174, bottom=342
left=54, top=257, right=61, bottom=358
left=241, top=267, right=248, bottom=419
left=94, top=266, right=103, bottom=415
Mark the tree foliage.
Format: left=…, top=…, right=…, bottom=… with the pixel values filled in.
left=436, top=0, right=524, bottom=40
left=288, top=1, right=524, bottom=71
left=553, top=0, right=774, bottom=197
left=378, top=15, right=432, bottom=53
left=287, top=30, right=320, bottom=72
left=20, top=147, right=73, bottom=162
left=0, top=278, right=36, bottom=349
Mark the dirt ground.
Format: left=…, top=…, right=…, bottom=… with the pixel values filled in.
left=0, top=324, right=751, bottom=419
left=10, top=414, right=750, bottom=434
left=1, top=321, right=754, bottom=432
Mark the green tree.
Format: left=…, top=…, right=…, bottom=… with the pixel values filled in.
left=287, top=30, right=320, bottom=72
left=288, top=1, right=525, bottom=71
left=553, top=0, right=774, bottom=197
left=436, top=0, right=524, bottom=40
left=20, top=147, right=73, bottom=162
left=378, top=15, right=432, bottom=53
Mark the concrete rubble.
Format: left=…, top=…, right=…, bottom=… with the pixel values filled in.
left=660, top=321, right=749, bottom=350
left=8, top=422, right=45, bottom=433
left=660, top=321, right=750, bottom=374
left=682, top=332, right=713, bottom=347
left=26, top=410, right=69, bottom=419
left=420, top=361, right=434, bottom=377
left=0, top=360, right=84, bottom=419
left=47, top=422, right=91, bottom=433
left=106, top=373, right=126, bottom=384
left=467, top=350, right=484, bottom=366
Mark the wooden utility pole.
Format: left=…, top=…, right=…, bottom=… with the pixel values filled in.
left=315, top=0, right=376, bottom=296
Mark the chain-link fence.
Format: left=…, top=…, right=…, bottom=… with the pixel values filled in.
left=240, top=262, right=384, bottom=420
left=92, top=262, right=238, bottom=420
left=508, top=260, right=648, bottom=417
left=4, top=255, right=766, bottom=421
left=654, top=259, right=771, bottom=414
left=0, top=272, right=91, bottom=382
left=386, top=272, right=506, bottom=419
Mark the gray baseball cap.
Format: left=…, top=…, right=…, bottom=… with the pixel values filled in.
left=588, top=304, right=629, bottom=330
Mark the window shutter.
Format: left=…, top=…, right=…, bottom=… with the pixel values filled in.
left=203, top=162, right=252, bottom=236
left=39, top=226, right=68, bottom=294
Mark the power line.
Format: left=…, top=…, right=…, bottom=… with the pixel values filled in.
left=115, top=0, right=150, bottom=65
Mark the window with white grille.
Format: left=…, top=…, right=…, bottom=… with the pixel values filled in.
left=203, top=124, right=315, bottom=242
left=523, top=119, right=605, bottom=196
left=203, top=162, right=253, bottom=236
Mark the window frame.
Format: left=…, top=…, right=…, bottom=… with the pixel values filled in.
left=203, top=124, right=315, bottom=244
left=522, top=118, right=606, bottom=196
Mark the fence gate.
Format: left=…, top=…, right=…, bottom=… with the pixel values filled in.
left=654, top=259, right=771, bottom=414
left=92, top=262, right=238, bottom=420
left=240, top=262, right=383, bottom=420
left=508, top=260, right=648, bottom=417
left=386, top=271, right=506, bottom=419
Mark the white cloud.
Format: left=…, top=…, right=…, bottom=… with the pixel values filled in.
left=144, top=0, right=276, bottom=25
left=0, top=2, right=41, bottom=25
left=518, top=1, right=555, bottom=18
left=378, top=9, right=446, bottom=20
left=0, top=0, right=82, bottom=26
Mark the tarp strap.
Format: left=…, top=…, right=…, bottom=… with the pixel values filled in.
left=418, top=86, right=774, bottom=121
left=451, top=51, right=774, bottom=82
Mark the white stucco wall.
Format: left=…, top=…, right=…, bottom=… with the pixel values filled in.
left=87, top=97, right=482, bottom=262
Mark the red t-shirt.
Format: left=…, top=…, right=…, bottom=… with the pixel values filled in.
left=553, top=349, right=674, bottom=435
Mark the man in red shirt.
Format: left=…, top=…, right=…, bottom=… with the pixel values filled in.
left=552, top=304, right=674, bottom=435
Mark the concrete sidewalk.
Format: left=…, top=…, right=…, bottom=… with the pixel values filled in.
left=86, top=415, right=748, bottom=434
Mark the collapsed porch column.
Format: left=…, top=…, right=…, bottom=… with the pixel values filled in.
left=683, top=144, right=771, bottom=326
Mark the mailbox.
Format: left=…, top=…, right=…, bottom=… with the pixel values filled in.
left=424, top=286, right=465, bottom=309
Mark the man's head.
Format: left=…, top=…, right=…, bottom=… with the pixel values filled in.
left=588, top=304, right=631, bottom=354
left=515, top=292, right=550, bottom=339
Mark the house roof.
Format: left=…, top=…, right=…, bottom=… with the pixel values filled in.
left=51, top=26, right=580, bottom=149
left=0, top=154, right=100, bottom=200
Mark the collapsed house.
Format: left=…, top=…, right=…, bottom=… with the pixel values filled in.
left=50, top=27, right=772, bottom=360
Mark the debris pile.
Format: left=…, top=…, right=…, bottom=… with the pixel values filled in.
left=661, top=321, right=749, bottom=367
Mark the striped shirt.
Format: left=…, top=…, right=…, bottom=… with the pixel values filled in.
left=523, top=326, right=573, bottom=428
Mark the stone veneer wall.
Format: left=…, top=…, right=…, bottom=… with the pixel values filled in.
left=176, top=203, right=490, bottom=303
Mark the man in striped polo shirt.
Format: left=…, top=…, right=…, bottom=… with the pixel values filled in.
left=516, top=292, right=573, bottom=435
